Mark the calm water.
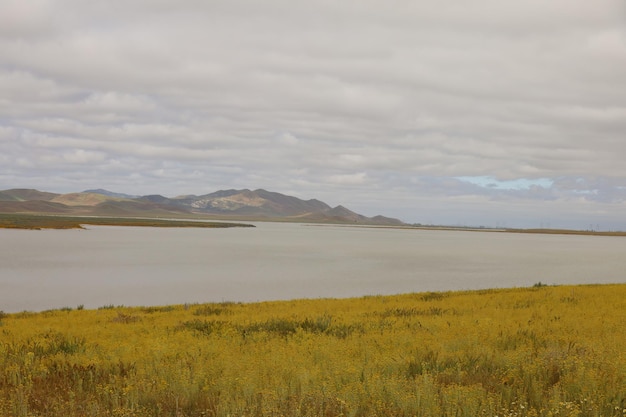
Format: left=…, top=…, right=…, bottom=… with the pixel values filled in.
left=1, top=222, right=625, bottom=312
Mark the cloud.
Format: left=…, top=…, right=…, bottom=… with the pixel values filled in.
left=1, top=0, right=625, bottom=227
left=327, top=172, right=368, bottom=186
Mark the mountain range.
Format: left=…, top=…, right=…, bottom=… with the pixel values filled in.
left=0, top=188, right=404, bottom=225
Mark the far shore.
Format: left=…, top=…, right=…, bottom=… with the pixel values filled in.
left=2, top=212, right=625, bottom=236
left=412, top=225, right=626, bottom=237
left=0, top=213, right=255, bottom=230
left=307, top=223, right=626, bottom=237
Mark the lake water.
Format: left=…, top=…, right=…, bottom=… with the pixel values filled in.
left=1, top=222, right=624, bottom=312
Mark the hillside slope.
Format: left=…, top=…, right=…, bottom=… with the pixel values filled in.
left=0, top=188, right=404, bottom=225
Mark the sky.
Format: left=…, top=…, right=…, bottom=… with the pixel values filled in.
left=1, top=0, right=625, bottom=229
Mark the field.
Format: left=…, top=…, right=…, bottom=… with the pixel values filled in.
left=0, top=284, right=624, bottom=417
left=0, top=214, right=254, bottom=230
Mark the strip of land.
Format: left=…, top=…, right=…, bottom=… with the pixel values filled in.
left=417, top=225, right=626, bottom=236
left=503, top=227, right=626, bottom=236
left=0, top=213, right=255, bottom=229
left=3, top=213, right=625, bottom=236
left=310, top=223, right=626, bottom=236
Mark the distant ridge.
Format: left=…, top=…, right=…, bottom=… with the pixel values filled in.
left=83, top=189, right=140, bottom=199
left=0, top=188, right=405, bottom=225
left=0, top=189, right=58, bottom=202
left=0, top=200, right=73, bottom=213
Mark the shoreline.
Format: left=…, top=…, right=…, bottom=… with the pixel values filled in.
left=3, top=282, right=623, bottom=314
left=306, top=223, right=626, bottom=237
left=0, top=213, right=255, bottom=229
left=3, top=212, right=625, bottom=236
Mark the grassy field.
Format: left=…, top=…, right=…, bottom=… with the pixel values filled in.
left=0, top=214, right=254, bottom=229
left=0, top=284, right=625, bottom=417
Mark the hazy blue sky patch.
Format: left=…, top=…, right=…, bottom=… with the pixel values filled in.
left=456, top=176, right=555, bottom=190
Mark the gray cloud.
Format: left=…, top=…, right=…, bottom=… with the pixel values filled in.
left=1, top=0, right=625, bottom=228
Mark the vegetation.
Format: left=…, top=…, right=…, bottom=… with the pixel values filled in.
left=1, top=284, right=625, bottom=416
left=505, top=228, right=626, bottom=237
left=408, top=225, right=626, bottom=237
left=0, top=214, right=254, bottom=229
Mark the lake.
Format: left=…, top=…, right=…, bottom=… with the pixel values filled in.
left=1, top=222, right=625, bottom=312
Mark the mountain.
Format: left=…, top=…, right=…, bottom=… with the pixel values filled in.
left=172, top=189, right=333, bottom=217
left=0, top=188, right=405, bottom=225
left=169, top=188, right=403, bottom=224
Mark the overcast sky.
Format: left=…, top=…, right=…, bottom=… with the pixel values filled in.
left=1, top=0, right=625, bottom=228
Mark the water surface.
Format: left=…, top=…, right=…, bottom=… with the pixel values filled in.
left=1, top=222, right=624, bottom=311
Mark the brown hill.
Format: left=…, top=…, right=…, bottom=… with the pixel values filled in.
left=0, top=189, right=59, bottom=201
left=89, top=200, right=191, bottom=216
left=0, top=188, right=405, bottom=225
left=172, top=189, right=404, bottom=224
left=51, top=192, right=123, bottom=206
left=0, top=189, right=191, bottom=217
left=0, top=200, right=74, bottom=213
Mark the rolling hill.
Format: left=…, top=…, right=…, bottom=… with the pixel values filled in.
left=0, top=189, right=58, bottom=202
left=0, top=188, right=404, bottom=225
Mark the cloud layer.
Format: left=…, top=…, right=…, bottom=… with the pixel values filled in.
left=1, top=0, right=625, bottom=228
